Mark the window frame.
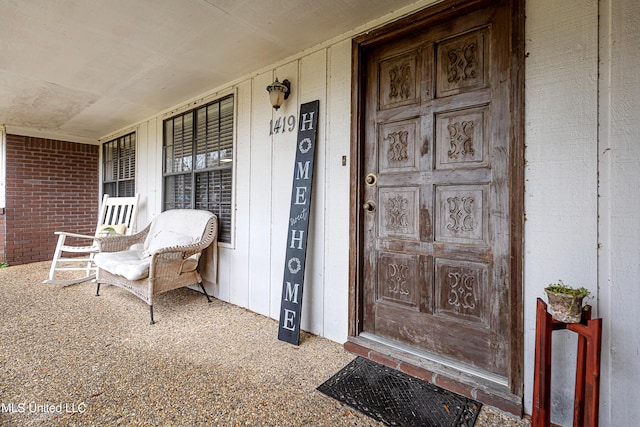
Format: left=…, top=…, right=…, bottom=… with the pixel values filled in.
left=162, top=93, right=236, bottom=247
left=102, top=131, right=136, bottom=198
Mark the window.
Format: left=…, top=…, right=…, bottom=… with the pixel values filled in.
left=163, top=94, right=234, bottom=243
left=103, top=132, right=136, bottom=197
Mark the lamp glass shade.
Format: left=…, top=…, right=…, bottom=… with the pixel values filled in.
left=269, top=89, right=285, bottom=110
left=266, top=79, right=289, bottom=110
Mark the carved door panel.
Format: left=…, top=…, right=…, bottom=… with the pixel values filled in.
left=362, top=2, right=514, bottom=379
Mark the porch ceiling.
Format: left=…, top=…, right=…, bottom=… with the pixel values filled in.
left=0, top=0, right=418, bottom=143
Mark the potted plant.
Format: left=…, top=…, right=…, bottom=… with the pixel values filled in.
left=544, top=280, right=591, bottom=323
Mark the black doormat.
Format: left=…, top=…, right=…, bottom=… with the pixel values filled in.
left=317, top=357, right=482, bottom=427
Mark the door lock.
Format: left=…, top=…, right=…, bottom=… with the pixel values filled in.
left=365, top=173, right=377, bottom=186
left=363, top=200, right=376, bottom=212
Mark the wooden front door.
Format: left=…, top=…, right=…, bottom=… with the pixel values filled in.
left=353, top=0, right=523, bottom=398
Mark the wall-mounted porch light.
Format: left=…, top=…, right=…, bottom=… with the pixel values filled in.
left=266, top=78, right=290, bottom=110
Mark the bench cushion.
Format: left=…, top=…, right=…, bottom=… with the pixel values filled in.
left=95, top=250, right=199, bottom=281
left=96, top=209, right=214, bottom=282
left=95, top=250, right=150, bottom=281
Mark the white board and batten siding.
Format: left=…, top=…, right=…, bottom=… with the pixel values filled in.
left=523, top=0, right=599, bottom=423
left=323, top=39, right=352, bottom=343
left=104, top=0, right=640, bottom=425
left=522, top=0, right=640, bottom=425
left=598, top=0, right=640, bottom=425
left=124, top=42, right=352, bottom=341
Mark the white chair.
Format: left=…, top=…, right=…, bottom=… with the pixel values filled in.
left=44, top=194, right=140, bottom=285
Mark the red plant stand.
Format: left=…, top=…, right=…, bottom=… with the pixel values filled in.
left=532, top=298, right=602, bottom=427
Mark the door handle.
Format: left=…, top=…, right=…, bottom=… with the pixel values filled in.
left=363, top=200, right=376, bottom=212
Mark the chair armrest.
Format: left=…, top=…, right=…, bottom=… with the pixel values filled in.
left=98, top=223, right=151, bottom=252
left=148, top=250, right=192, bottom=280
left=54, top=231, right=96, bottom=240
left=152, top=241, right=205, bottom=259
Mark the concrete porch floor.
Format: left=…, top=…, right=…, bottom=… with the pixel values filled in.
left=0, top=262, right=530, bottom=426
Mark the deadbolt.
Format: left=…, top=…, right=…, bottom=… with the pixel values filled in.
left=363, top=200, right=376, bottom=212
left=365, top=173, right=377, bottom=186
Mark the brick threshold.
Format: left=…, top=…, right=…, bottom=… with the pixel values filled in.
left=344, top=336, right=523, bottom=417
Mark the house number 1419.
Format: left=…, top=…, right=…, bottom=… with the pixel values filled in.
left=269, top=115, right=296, bottom=135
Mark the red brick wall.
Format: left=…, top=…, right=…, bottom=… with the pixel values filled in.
left=4, top=135, right=99, bottom=265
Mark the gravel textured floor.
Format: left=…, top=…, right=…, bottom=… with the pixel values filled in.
left=0, top=262, right=530, bottom=426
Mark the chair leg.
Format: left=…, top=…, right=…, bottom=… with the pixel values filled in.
left=149, top=305, right=155, bottom=325
left=96, top=283, right=101, bottom=296
left=46, top=234, right=67, bottom=282
left=199, top=282, right=213, bottom=303
left=85, top=253, right=96, bottom=279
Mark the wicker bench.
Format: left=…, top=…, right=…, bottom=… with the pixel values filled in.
left=94, top=209, right=218, bottom=324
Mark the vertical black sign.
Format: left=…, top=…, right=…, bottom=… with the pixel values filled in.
left=278, top=100, right=320, bottom=345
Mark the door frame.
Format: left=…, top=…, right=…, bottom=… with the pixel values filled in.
left=347, top=0, right=525, bottom=414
